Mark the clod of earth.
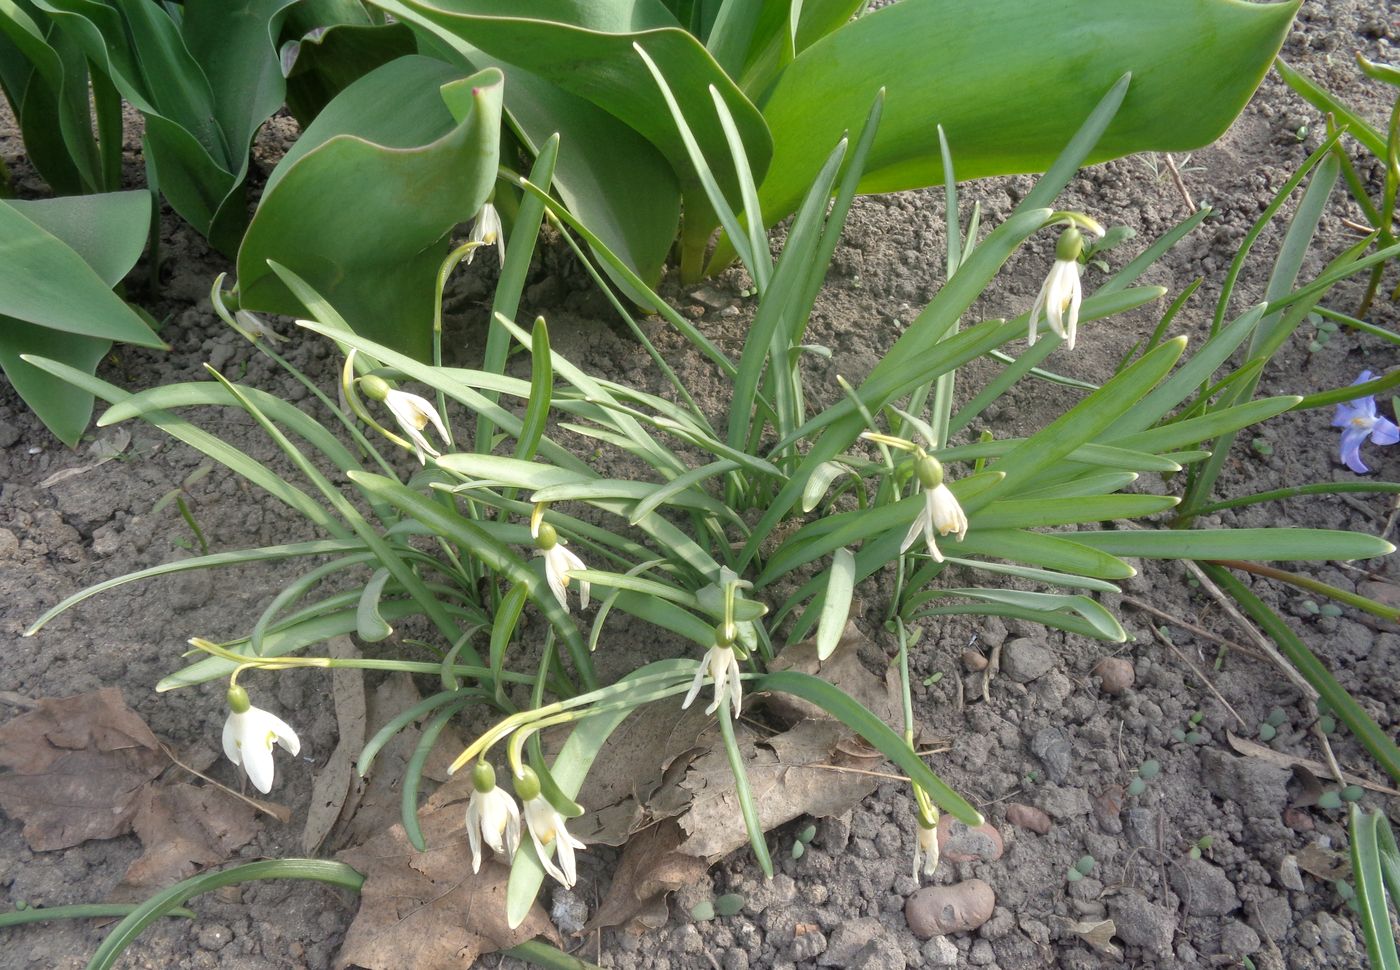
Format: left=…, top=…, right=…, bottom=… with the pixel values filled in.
left=1092, top=656, right=1135, bottom=693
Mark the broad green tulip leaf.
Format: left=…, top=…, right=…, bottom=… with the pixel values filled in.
left=0, top=0, right=113, bottom=193
left=279, top=19, right=417, bottom=125
left=237, top=57, right=503, bottom=359
left=757, top=0, right=1299, bottom=227
left=29, top=0, right=296, bottom=254
left=378, top=0, right=772, bottom=204
left=0, top=193, right=155, bottom=445
left=397, top=15, right=681, bottom=296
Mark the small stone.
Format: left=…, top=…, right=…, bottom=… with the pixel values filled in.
left=1002, top=638, right=1055, bottom=683
left=1253, top=895, right=1292, bottom=941
left=1123, top=807, right=1156, bottom=848
left=921, top=936, right=959, bottom=966
left=1169, top=858, right=1240, bottom=916
left=1221, top=919, right=1261, bottom=956
left=1030, top=726, right=1073, bottom=783
left=850, top=937, right=906, bottom=970
left=691, top=284, right=734, bottom=309
left=1092, top=656, right=1134, bottom=693
left=0, top=420, right=20, bottom=448
left=197, top=924, right=232, bottom=951
left=905, top=880, right=996, bottom=939
left=819, top=917, right=884, bottom=966
left=1200, top=750, right=1289, bottom=820
left=1038, top=784, right=1093, bottom=819
left=1005, top=803, right=1051, bottom=835
left=1278, top=855, right=1304, bottom=891
left=1314, top=911, right=1358, bottom=959
left=789, top=925, right=827, bottom=962
left=1108, top=891, right=1175, bottom=956
left=968, top=940, right=996, bottom=965
left=551, top=888, right=588, bottom=934
left=962, top=649, right=988, bottom=671
left=0, top=528, right=18, bottom=559
left=1092, top=787, right=1124, bottom=834
left=1283, top=807, right=1314, bottom=832
left=936, top=816, right=1003, bottom=863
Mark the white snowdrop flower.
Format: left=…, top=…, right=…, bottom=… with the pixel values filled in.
left=532, top=520, right=590, bottom=612
left=1028, top=226, right=1085, bottom=350
left=901, top=456, right=967, bottom=563
left=681, top=641, right=743, bottom=717
left=231, top=309, right=285, bottom=344
left=467, top=203, right=505, bottom=265
left=222, top=685, right=300, bottom=795
left=358, top=375, right=452, bottom=464
left=515, top=767, right=586, bottom=888
left=465, top=761, right=521, bottom=873
left=913, top=818, right=939, bottom=880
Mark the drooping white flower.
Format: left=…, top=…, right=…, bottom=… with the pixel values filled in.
left=383, top=388, right=451, bottom=464
left=465, top=761, right=521, bottom=873
left=231, top=309, right=285, bottom=344
left=912, top=819, right=939, bottom=880
left=222, top=685, right=300, bottom=795
left=515, top=767, right=586, bottom=888
left=1028, top=226, right=1085, bottom=350
left=681, top=642, right=743, bottom=717
left=532, top=520, right=590, bottom=612
left=901, top=457, right=967, bottom=563
left=467, top=203, right=505, bottom=265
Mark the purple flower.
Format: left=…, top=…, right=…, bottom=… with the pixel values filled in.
left=1332, top=371, right=1399, bottom=474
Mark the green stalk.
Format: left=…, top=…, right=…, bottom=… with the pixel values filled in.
left=0, top=904, right=194, bottom=927
left=717, top=694, right=774, bottom=878
left=1209, top=559, right=1400, bottom=621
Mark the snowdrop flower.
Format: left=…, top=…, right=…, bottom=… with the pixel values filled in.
left=912, top=817, right=939, bottom=880
left=359, top=375, right=451, bottom=464
left=515, top=767, right=585, bottom=888
left=1028, top=226, right=1086, bottom=350
left=901, top=455, right=967, bottom=563
left=467, top=202, right=505, bottom=264
left=465, top=761, right=521, bottom=873
left=222, top=685, right=300, bottom=795
left=533, top=520, right=590, bottom=612
left=682, top=632, right=744, bottom=717
left=1332, top=371, right=1400, bottom=474
left=230, top=309, right=285, bottom=344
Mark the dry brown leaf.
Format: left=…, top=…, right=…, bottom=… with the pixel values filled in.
left=1225, top=731, right=1400, bottom=796
left=39, top=427, right=130, bottom=487
left=336, top=803, right=558, bottom=970
left=1297, top=842, right=1350, bottom=882
left=677, top=718, right=882, bottom=859
left=765, top=622, right=902, bottom=726
left=1062, top=918, right=1121, bottom=958
left=116, top=783, right=259, bottom=897
left=304, top=637, right=367, bottom=853
left=333, top=674, right=425, bottom=848
left=0, top=688, right=166, bottom=850
left=588, top=821, right=707, bottom=931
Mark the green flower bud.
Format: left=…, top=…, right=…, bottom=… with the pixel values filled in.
left=534, top=522, right=558, bottom=550
left=226, top=683, right=251, bottom=714
left=472, top=760, right=497, bottom=794
left=513, top=765, right=542, bottom=801
left=714, top=621, right=736, bottom=647
left=359, top=375, right=391, bottom=402
left=915, top=454, right=944, bottom=489
left=1055, top=226, right=1084, bottom=263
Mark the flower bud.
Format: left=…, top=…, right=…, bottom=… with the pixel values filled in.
left=473, top=759, right=497, bottom=794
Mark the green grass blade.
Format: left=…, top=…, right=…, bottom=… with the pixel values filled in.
left=717, top=692, right=774, bottom=877
left=1350, top=806, right=1400, bottom=970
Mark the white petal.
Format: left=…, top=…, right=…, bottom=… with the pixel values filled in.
left=923, top=514, right=943, bottom=563
left=503, top=797, right=522, bottom=857
left=466, top=796, right=485, bottom=873
left=241, top=740, right=276, bottom=794
left=561, top=547, right=590, bottom=610
left=900, top=507, right=927, bottom=555
left=726, top=651, right=743, bottom=714
left=681, top=654, right=709, bottom=710
left=543, top=549, right=570, bottom=611
left=222, top=714, right=242, bottom=767
left=1064, top=270, right=1082, bottom=351
left=259, top=710, right=301, bottom=756
left=554, top=829, right=578, bottom=887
